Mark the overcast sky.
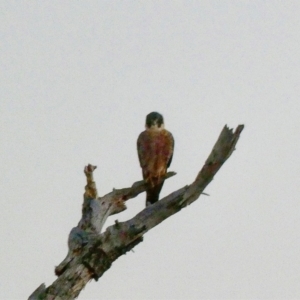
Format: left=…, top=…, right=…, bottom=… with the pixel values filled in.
left=1, top=1, right=300, bottom=299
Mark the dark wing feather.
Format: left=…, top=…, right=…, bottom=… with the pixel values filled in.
left=137, top=132, right=146, bottom=168
left=166, top=132, right=174, bottom=168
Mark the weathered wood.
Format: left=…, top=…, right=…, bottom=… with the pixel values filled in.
left=28, top=124, right=244, bottom=300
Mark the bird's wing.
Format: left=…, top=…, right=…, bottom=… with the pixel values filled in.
left=137, top=131, right=147, bottom=168
left=166, top=131, right=174, bottom=168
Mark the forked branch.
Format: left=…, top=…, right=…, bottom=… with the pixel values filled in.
left=29, top=124, right=244, bottom=300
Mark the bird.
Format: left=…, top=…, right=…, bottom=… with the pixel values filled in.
left=137, top=112, right=174, bottom=206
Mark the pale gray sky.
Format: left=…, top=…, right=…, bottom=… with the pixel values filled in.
left=1, top=1, right=300, bottom=299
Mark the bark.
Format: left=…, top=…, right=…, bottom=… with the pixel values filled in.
left=28, top=124, right=244, bottom=300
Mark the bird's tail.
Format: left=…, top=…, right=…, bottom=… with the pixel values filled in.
left=146, top=179, right=165, bottom=207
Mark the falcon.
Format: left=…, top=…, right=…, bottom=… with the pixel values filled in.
left=137, top=112, right=174, bottom=206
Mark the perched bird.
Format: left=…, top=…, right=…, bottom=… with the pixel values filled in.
left=137, top=112, right=174, bottom=206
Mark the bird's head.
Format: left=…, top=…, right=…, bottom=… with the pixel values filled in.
left=145, top=112, right=164, bottom=130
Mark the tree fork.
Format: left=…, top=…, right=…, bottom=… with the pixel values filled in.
left=29, top=124, right=244, bottom=300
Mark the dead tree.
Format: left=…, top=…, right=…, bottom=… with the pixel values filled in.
left=29, top=124, right=244, bottom=300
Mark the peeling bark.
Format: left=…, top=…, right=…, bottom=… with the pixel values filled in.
left=29, top=124, right=244, bottom=300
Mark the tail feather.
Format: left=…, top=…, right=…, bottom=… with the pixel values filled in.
left=146, top=180, right=165, bottom=206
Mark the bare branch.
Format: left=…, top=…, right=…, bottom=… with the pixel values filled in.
left=29, top=124, right=244, bottom=300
